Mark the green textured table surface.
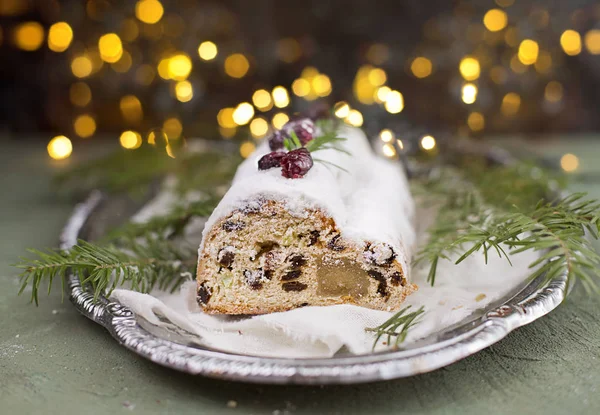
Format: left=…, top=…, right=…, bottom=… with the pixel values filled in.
left=1, top=138, right=600, bottom=415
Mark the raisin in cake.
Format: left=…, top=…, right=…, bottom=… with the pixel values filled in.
left=196, top=121, right=416, bottom=314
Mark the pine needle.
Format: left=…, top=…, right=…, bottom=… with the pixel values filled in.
left=366, top=306, right=425, bottom=349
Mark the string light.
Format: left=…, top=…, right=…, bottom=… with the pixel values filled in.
left=168, top=53, right=192, bottom=80
left=501, top=92, right=521, bottom=116
left=560, top=30, right=582, bottom=56
left=198, top=41, right=218, bottom=60
left=232, top=102, right=254, bottom=125
left=379, top=129, right=394, bottom=143
left=74, top=114, right=96, bottom=138
left=272, top=112, right=289, bottom=129
left=252, top=89, right=273, bottom=111
left=70, top=82, right=92, bottom=107
left=239, top=142, right=256, bottom=158
left=119, top=131, right=142, bottom=149
left=459, top=56, right=480, bottom=81
left=420, top=135, right=436, bottom=151
left=544, top=81, right=563, bottom=103
left=518, top=39, right=539, bottom=65
left=560, top=153, right=579, bottom=172
left=119, top=95, right=143, bottom=124
left=224, top=53, right=250, bottom=78
left=584, top=30, right=600, bottom=55
left=461, top=83, right=478, bottom=104
left=48, top=22, right=73, bottom=52
left=333, top=101, right=350, bottom=118
left=384, top=90, right=404, bottom=114
left=98, top=33, right=123, bottom=63
left=345, top=109, right=363, bottom=127
left=135, top=0, right=164, bottom=24
left=47, top=136, right=73, bottom=160
left=175, top=80, right=193, bottom=102
left=14, top=22, right=44, bottom=51
left=410, top=57, right=433, bottom=78
left=483, top=9, right=507, bottom=32
left=272, top=86, right=290, bottom=108
left=71, top=55, right=93, bottom=78
left=250, top=117, right=269, bottom=138
left=467, top=112, right=485, bottom=131
left=163, top=117, right=183, bottom=139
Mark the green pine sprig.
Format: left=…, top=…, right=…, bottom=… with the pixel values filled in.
left=366, top=306, right=425, bottom=349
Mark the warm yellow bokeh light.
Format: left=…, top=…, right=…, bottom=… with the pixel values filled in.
left=312, top=74, right=332, bottom=97
left=70, top=82, right=92, bottom=107
left=584, top=30, right=600, bottom=55
left=48, top=22, right=73, bottom=52
left=501, top=92, right=521, bottom=116
left=163, top=117, right=183, bottom=139
left=240, top=142, right=256, bottom=158
left=120, top=95, right=143, bottom=124
left=120, top=131, right=142, bottom=149
left=73, top=114, right=96, bottom=138
left=461, top=83, right=478, bottom=104
left=272, top=86, right=290, bottom=108
left=112, top=50, right=132, bottom=73
left=198, top=41, right=218, bottom=60
left=510, top=54, right=528, bottom=73
left=560, top=30, right=582, bottom=56
left=252, top=89, right=273, bottom=111
left=333, top=101, right=350, bottom=118
left=217, top=107, right=236, bottom=128
left=518, top=39, right=539, bottom=65
left=168, top=53, right=192, bottom=80
left=121, top=18, right=139, bottom=42
left=224, top=53, right=250, bottom=78
left=292, top=78, right=311, bottom=97
left=219, top=127, right=237, bottom=139
left=375, top=86, right=391, bottom=103
left=272, top=112, right=289, bottom=129
left=232, top=102, right=254, bottom=125
left=420, top=135, right=436, bottom=151
left=544, top=81, right=563, bottom=103
left=483, top=9, right=508, bottom=32
left=366, top=43, right=390, bottom=65
left=71, top=55, right=93, bottom=78
left=379, top=129, right=394, bottom=143
left=459, top=56, right=480, bottom=81
left=535, top=51, right=552, bottom=73
left=411, top=57, right=433, bottom=78
left=467, top=112, right=485, bottom=132
left=135, top=0, right=164, bottom=24
left=14, top=22, right=44, bottom=51
left=368, top=68, right=387, bottom=86
left=382, top=143, right=397, bottom=158
left=135, top=64, right=156, bottom=85
left=250, top=117, right=269, bottom=139
left=560, top=153, right=579, bottom=172
left=174, top=80, right=193, bottom=102
left=98, top=33, right=123, bottom=63
left=384, top=90, right=404, bottom=114
left=276, top=38, right=302, bottom=63
left=345, top=109, right=363, bottom=127
left=47, top=136, right=73, bottom=160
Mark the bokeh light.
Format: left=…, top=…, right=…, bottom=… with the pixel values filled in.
left=224, top=53, right=250, bottom=78
left=382, top=143, right=397, bottom=158
left=163, top=117, right=183, bottom=139
left=232, top=102, right=254, bottom=125
left=48, top=22, right=73, bottom=52
left=71, top=55, right=93, bottom=78
left=333, top=101, right=350, bottom=118
left=560, top=30, right=582, bottom=56
left=420, top=135, right=436, bottom=151
left=410, top=57, right=433, bottom=78
left=272, top=112, right=289, bottom=129
left=47, top=136, right=73, bottom=160
left=119, top=131, right=143, bottom=149
left=198, top=41, right=218, bottom=60
left=14, top=22, right=44, bottom=51
left=467, top=112, right=485, bottom=131
left=292, top=78, right=311, bottom=97
left=70, top=82, right=92, bottom=107
left=175, top=80, right=193, bottom=102
left=272, top=86, right=290, bottom=108
left=239, top=142, right=256, bottom=158
left=461, top=83, right=478, bottom=104
left=379, top=129, right=394, bottom=143
left=250, top=117, right=269, bottom=138
left=135, top=0, right=164, bottom=24
left=252, top=89, right=273, bottom=111
left=545, top=81, right=563, bottom=103
left=217, top=108, right=236, bottom=128
left=384, top=90, right=404, bottom=114
left=501, top=92, right=521, bottom=116
left=74, top=114, right=96, bottom=138
left=168, top=53, right=192, bottom=80
left=98, top=33, right=123, bottom=63
left=518, top=39, right=539, bottom=65
left=120, top=95, right=143, bottom=124
left=345, top=109, right=363, bottom=127
left=483, top=9, right=508, bottom=32
left=459, top=56, right=480, bottom=81
left=584, top=30, right=600, bottom=54
left=560, top=153, right=579, bottom=172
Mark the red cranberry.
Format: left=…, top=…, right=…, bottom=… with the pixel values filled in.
left=283, top=118, right=316, bottom=146
left=281, top=148, right=313, bottom=179
left=268, top=130, right=285, bottom=151
left=258, top=151, right=285, bottom=170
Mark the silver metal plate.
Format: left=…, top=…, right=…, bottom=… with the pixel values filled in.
left=62, top=190, right=568, bottom=384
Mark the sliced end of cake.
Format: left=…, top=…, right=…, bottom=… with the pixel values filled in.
left=196, top=200, right=416, bottom=315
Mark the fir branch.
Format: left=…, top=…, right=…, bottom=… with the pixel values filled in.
left=15, top=238, right=196, bottom=305
left=305, top=131, right=347, bottom=154
left=366, top=306, right=425, bottom=349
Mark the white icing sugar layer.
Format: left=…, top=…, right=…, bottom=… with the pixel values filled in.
left=200, top=125, right=416, bottom=278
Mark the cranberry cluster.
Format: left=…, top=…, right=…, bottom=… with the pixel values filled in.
left=258, top=118, right=316, bottom=179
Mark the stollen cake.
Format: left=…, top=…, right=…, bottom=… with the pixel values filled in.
left=196, top=119, right=416, bottom=314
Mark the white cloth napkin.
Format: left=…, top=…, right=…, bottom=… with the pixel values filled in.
left=111, top=247, right=536, bottom=358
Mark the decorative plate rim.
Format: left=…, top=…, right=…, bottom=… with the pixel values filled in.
left=62, top=190, right=568, bottom=385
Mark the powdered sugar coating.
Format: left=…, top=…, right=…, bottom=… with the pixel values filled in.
left=199, top=125, right=415, bottom=279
